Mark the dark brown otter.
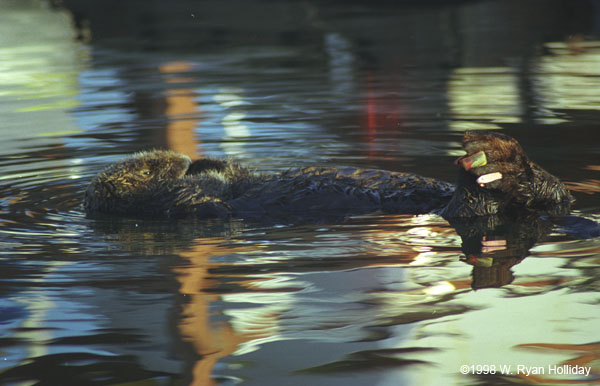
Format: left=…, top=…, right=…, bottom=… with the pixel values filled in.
left=440, top=131, right=573, bottom=218
left=84, top=150, right=192, bottom=216
left=84, top=131, right=574, bottom=220
left=84, top=150, right=262, bottom=218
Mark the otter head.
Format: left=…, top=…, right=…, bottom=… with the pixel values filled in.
left=441, top=131, right=573, bottom=218
left=84, top=150, right=191, bottom=216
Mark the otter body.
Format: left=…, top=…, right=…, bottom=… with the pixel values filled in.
left=228, top=167, right=455, bottom=219
left=440, top=131, right=572, bottom=217
left=84, top=153, right=454, bottom=219
left=84, top=132, right=573, bottom=220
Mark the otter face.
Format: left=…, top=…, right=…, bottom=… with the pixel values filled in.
left=84, top=150, right=191, bottom=215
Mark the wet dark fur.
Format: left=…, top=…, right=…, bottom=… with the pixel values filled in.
left=84, top=131, right=574, bottom=220
left=84, top=151, right=192, bottom=216
left=440, top=131, right=573, bottom=217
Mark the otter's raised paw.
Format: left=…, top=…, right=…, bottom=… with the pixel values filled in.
left=455, top=131, right=531, bottom=193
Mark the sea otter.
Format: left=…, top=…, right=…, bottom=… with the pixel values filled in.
left=84, top=131, right=574, bottom=220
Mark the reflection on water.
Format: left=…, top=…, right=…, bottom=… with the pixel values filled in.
left=0, top=0, right=599, bottom=385
left=449, top=67, right=523, bottom=129
left=540, top=41, right=600, bottom=113
left=449, top=42, right=600, bottom=130
left=0, top=1, right=84, bottom=147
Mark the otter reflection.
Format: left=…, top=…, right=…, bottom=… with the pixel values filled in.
left=450, top=214, right=553, bottom=289
left=454, top=213, right=600, bottom=289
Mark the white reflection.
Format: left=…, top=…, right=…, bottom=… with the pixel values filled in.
left=0, top=2, right=85, bottom=151
left=213, top=92, right=248, bottom=107
left=448, top=67, right=521, bottom=131
left=536, top=42, right=600, bottom=113
left=0, top=2, right=89, bottom=183
left=325, top=32, right=356, bottom=96
left=409, top=252, right=436, bottom=266
left=423, top=281, right=456, bottom=296
left=212, top=88, right=251, bottom=156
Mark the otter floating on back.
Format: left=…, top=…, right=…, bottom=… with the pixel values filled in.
left=84, top=131, right=574, bottom=221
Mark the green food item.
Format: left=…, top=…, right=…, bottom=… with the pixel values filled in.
left=460, top=151, right=487, bottom=170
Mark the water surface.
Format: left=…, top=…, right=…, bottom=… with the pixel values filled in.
left=0, top=1, right=599, bottom=385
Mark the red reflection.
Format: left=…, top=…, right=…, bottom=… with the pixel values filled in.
left=362, top=73, right=402, bottom=160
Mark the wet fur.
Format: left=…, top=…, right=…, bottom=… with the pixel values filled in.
left=84, top=150, right=192, bottom=216
left=84, top=132, right=574, bottom=220
left=441, top=132, right=572, bottom=217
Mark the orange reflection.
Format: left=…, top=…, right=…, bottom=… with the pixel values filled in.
left=566, top=35, right=588, bottom=55
left=347, top=214, right=457, bottom=264
left=172, top=216, right=454, bottom=384
left=174, top=239, right=274, bottom=386
left=565, top=165, right=600, bottom=194
left=565, top=180, right=600, bottom=194
left=515, top=342, right=600, bottom=384
left=158, top=61, right=200, bottom=159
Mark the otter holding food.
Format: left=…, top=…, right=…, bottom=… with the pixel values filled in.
left=440, top=131, right=573, bottom=218
left=84, top=131, right=574, bottom=220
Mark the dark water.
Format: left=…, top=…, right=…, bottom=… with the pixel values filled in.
left=1, top=0, right=600, bottom=385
